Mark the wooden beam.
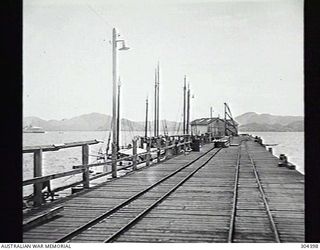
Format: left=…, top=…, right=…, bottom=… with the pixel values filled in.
left=23, top=206, right=64, bottom=231
left=23, top=140, right=102, bottom=153
left=50, top=180, right=84, bottom=194
left=23, top=168, right=84, bottom=186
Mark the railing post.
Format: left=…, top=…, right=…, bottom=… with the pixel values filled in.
left=165, top=139, right=169, bottom=158
left=112, top=142, right=117, bottom=178
left=157, top=138, right=161, bottom=163
left=82, top=144, right=89, bottom=188
left=174, top=138, right=178, bottom=155
left=146, top=139, right=151, bottom=166
left=182, top=135, right=187, bottom=152
left=33, top=148, right=43, bottom=206
left=132, top=139, right=137, bottom=170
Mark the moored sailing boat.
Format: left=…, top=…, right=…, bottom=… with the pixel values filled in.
left=23, top=125, right=45, bottom=133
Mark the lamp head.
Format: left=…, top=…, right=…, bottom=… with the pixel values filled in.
left=119, top=41, right=130, bottom=50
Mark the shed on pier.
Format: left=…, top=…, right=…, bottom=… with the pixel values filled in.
left=190, top=118, right=238, bottom=136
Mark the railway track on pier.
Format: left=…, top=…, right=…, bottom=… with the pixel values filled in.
left=228, top=140, right=281, bottom=243
left=55, top=146, right=222, bottom=243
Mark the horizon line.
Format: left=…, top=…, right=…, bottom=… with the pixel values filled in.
left=23, top=111, right=305, bottom=122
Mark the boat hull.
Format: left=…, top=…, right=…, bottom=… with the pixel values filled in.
left=23, top=130, right=45, bottom=133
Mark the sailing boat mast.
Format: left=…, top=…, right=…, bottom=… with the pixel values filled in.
left=186, top=83, right=190, bottom=134
left=183, top=75, right=186, bottom=134
left=157, top=62, right=160, bottom=137
left=154, top=63, right=160, bottom=137
left=145, top=97, right=148, bottom=138
left=154, top=68, right=157, bottom=137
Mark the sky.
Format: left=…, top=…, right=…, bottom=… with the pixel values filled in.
left=23, top=0, right=303, bottom=122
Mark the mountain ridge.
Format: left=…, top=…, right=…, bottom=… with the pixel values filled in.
left=235, top=112, right=303, bottom=126
left=234, top=112, right=303, bottom=132
left=23, top=113, right=182, bottom=132
left=23, top=112, right=304, bottom=132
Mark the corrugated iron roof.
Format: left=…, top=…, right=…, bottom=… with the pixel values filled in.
left=190, top=117, right=220, bottom=125
left=190, top=117, right=238, bottom=126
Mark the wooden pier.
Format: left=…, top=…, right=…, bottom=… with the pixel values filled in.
left=23, top=135, right=304, bottom=243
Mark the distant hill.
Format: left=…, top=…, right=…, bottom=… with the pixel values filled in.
left=24, top=113, right=112, bottom=131
left=23, top=112, right=304, bottom=132
left=239, top=121, right=304, bottom=132
left=24, top=113, right=182, bottom=132
left=235, top=112, right=304, bottom=132
left=235, top=112, right=303, bottom=126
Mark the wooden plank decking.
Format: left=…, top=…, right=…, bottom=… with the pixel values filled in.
left=23, top=135, right=304, bottom=243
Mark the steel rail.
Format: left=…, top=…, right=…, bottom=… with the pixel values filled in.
left=227, top=142, right=242, bottom=243
left=55, top=145, right=218, bottom=243
left=244, top=142, right=281, bottom=243
left=103, top=148, right=223, bottom=243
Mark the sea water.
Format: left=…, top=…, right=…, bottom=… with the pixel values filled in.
left=23, top=131, right=142, bottom=196
left=241, top=131, right=304, bottom=174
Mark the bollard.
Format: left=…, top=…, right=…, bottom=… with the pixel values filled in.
left=132, top=139, right=137, bottom=170
left=82, top=144, right=89, bottom=188
left=268, top=147, right=273, bottom=154
left=33, top=148, right=43, bottom=206
left=278, top=154, right=288, bottom=167
left=191, top=138, right=200, bottom=152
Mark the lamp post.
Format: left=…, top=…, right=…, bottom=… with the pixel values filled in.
left=111, top=28, right=129, bottom=178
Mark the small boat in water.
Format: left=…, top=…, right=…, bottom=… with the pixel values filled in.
left=23, top=125, right=45, bottom=133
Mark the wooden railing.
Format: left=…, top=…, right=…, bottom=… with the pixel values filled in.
left=23, top=136, right=193, bottom=207
left=23, top=140, right=102, bottom=206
